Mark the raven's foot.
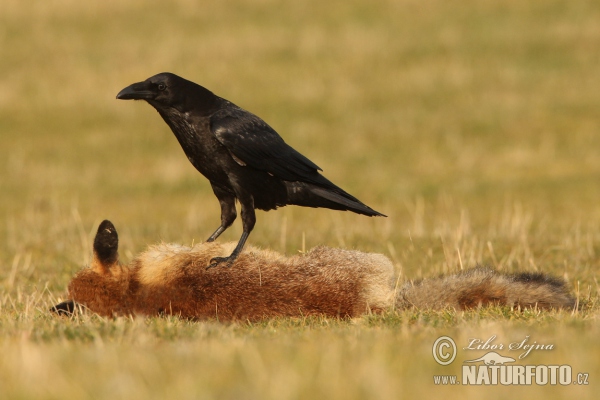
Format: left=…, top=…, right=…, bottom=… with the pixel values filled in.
left=206, top=256, right=235, bottom=270
left=206, top=231, right=247, bottom=269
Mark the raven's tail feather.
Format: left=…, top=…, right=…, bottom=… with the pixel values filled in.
left=285, top=182, right=386, bottom=217
left=310, top=187, right=385, bottom=216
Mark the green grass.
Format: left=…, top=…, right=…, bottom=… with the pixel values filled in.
left=1, top=0, right=600, bottom=398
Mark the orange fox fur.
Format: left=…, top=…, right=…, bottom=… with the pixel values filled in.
left=52, top=221, right=576, bottom=320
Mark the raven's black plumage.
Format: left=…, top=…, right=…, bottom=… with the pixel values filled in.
left=117, top=72, right=385, bottom=267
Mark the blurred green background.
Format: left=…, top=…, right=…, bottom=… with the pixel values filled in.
left=1, top=0, right=599, bottom=398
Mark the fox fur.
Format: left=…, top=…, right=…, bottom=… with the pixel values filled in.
left=51, top=220, right=576, bottom=320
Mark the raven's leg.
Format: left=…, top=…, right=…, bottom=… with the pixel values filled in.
left=206, top=185, right=237, bottom=242
left=207, top=193, right=255, bottom=268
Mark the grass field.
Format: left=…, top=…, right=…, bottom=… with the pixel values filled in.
left=1, top=0, right=600, bottom=398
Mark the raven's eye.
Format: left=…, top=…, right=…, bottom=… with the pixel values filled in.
left=157, top=83, right=166, bottom=91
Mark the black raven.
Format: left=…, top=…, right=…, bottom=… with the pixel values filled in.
left=116, top=73, right=385, bottom=267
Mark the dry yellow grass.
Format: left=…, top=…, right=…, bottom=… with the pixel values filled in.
left=1, top=0, right=600, bottom=398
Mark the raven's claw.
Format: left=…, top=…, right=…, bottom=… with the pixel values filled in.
left=206, top=256, right=235, bottom=270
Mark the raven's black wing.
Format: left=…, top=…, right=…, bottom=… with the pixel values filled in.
left=210, top=104, right=385, bottom=217
left=210, top=106, right=327, bottom=184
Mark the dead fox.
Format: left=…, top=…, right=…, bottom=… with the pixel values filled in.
left=51, top=220, right=576, bottom=320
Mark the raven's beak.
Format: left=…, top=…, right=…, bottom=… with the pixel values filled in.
left=116, top=81, right=156, bottom=100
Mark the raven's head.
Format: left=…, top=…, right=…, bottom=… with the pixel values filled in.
left=116, top=72, right=217, bottom=113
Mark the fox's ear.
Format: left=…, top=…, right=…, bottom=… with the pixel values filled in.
left=92, top=220, right=119, bottom=273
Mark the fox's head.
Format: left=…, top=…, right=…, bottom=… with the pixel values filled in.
left=51, top=220, right=132, bottom=316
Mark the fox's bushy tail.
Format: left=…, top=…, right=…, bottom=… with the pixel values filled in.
left=396, top=267, right=576, bottom=311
